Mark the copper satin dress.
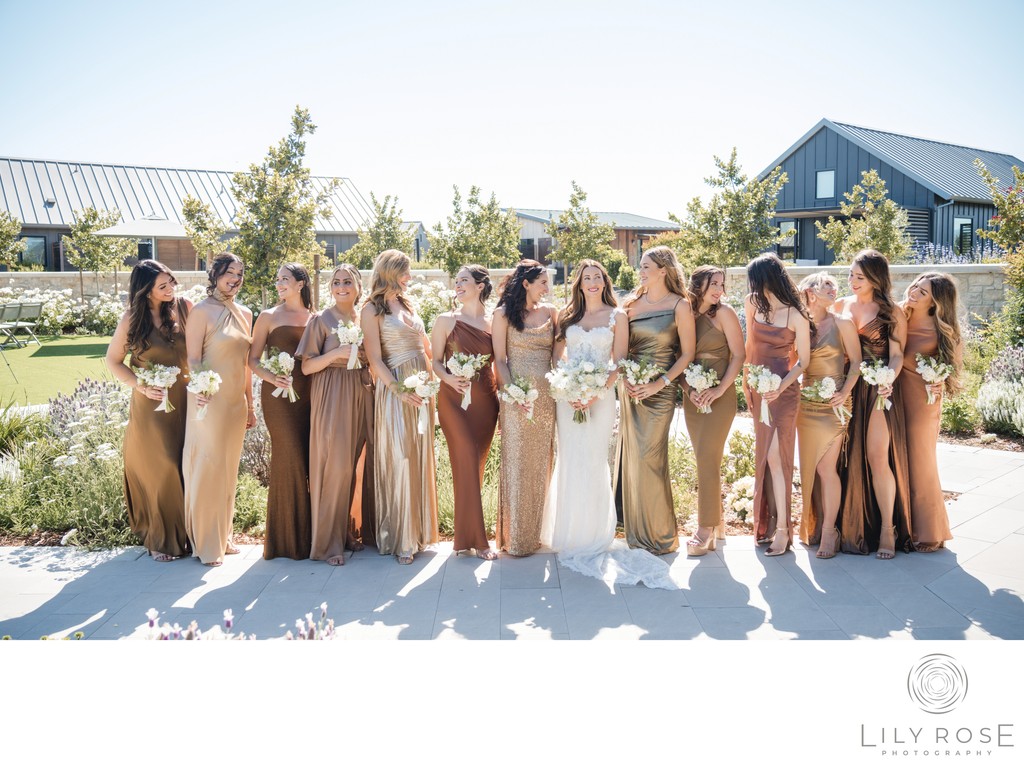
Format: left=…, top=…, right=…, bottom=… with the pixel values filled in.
left=797, top=315, right=850, bottom=545
left=296, top=309, right=375, bottom=561
left=496, top=318, right=555, bottom=556
left=260, top=324, right=312, bottom=560
left=439, top=321, right=498, bottom=552
left=123, top=298, right=191, bottom=558
left=615, top=307, right=681, bottom=555
left=838, top=316, right=913, bottom=555
left=747, top=313, right=799, bottom=543
left=183, top=295, right=252, bottom=565
left=373, top=313, right=438, bottom=558
left=895, top=320, right=951, bottom=551
left=682, top=312, right=735, bottom=529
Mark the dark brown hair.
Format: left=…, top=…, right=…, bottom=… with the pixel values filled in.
left=688, top=265, right=725, bottom=319
left=126, top=260, right=179, bottom=355
left=851, top=249, right=896, bottom=334
left=556, top=259, right=617, bottom=342
left=279, top=262, right=313, bottom=310
left=207, top=252, right=244, bottom=296
left=461, top=264, right=493, bottom=303
left=746, top=253, right=814, bottom=334
left=496, top=259, right=545, bottom=332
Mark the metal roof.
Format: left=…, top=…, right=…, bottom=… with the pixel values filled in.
left=758, top=119, right=1023, bottom=204
left=0, top=157, right=374, bottom=233
left=512, top=208, right=679, bottom=231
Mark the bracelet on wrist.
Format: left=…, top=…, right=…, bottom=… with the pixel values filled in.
left=660, top=374, right=672, bottom=387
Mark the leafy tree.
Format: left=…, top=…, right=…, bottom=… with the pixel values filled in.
left=546, top=181, right=617, bottom=290
left=345, top=192, right=415, bottom=270
left=231, top=106, right=338, bottom=307
left=61, top=208, right=136, bottom=300
left=181, top=195, right=227, bottom=271
left=975, top=159, right=1024, bottom=345
left=428, top=185, right=521, bottom=277
left=815, top=169, right=911, bottom=263
left=0, top=211, right=26, bottom=269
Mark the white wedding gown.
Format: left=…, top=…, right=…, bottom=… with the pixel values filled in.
left=541, top=313, right=678, bottom=590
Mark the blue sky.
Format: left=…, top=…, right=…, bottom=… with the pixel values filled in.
left=2, top=0, right=1022, bottom=228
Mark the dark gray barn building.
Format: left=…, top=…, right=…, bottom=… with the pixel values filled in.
left=757, top=119, right=1023, bottom=264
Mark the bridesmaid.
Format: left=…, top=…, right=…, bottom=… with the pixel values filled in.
left=835, top=249, right=912, bottom=559
left=896, top=272, right=962, bottom=552
left=247, top=263, right=314, bottom=560
left=297, top=263, right=375, bottom=565
left=682, top=265, right=744, bottom=556
left=617, top=246, right=696, bottom=555
left=361, top=249, right=439, bottom=564
left=795, top=272, right=861, bottom=558
left=183, top=253, right=254, bottom=566
left=493, top=259, right=560, bottom=557
left=431, top=264, right=499, bottom=560
left=742, top=254, right=811, bottom=556
left=105, top=261, right=192, bottom=562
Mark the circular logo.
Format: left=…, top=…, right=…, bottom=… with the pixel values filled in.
left=907, top=654, right=968, bottom=714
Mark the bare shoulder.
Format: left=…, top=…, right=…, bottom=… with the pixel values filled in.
left=434, top=313, right=456, bottom=333
left=359, top=302, right=379, bottom=320
left=492, top=305, right=507, bottom=321
left=833, top=313, right=856, bottom=333
left=717, top=302, right=740, bottom=324
left=674, top=297, right=692, bottom=316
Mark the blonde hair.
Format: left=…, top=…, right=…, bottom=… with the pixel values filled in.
left=367, top=249, right=412, bottom=316
left=624, top=245, right=687, bottom=307
left=903, top=272, right=963, bottom=396
left=329, top=263, right=363, bottom=305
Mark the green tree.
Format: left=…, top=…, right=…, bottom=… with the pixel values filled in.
left=815, top=169, right=912, bottom=263
left=975, top=159, right=1024, bottom=345
left=181, top=195, right=227, bottom=271
left=231, top=106, right=338, bottom=307
left=345, top=192, right=416, bottom=270
left=61, top=208, right=137, bottom=300
left=428, top=185, right=521, bottom=277
left=0, top=211, right=26, bottom=269
left=546, top=181, right=617, bottom=291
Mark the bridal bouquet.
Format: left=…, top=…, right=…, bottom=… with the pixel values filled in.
left=397, top=371, right=441, bottom=435
left=445, top=352, right=491, bottom=410
left=133, top=363, right=181, bottom=413
left=263, top=348, right=299, bottom=402
left=684, top=362, right=720, bottom=414
left=333, top=321, right=364, bottom=370
left=619, top=357, right=664, bottom=400
left=915, top=353, right=954, bottom=405
left=186, top=367, right=222, bottom=421
left=546, top=359, right=613, bottom=424
left=499, top=375, right=540, bottom=421
left=801, top=376, right=852, bottom=425
left=860, top=359, right=897, bottom=411
left=745, top=363, right=782, bottom=426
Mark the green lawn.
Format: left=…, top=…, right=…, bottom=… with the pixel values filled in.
left=0, top=335, right=115, bottom=405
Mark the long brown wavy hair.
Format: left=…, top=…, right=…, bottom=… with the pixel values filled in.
left=126, top=260, right=179, bottom=356
left=496, top=259, right=546, bottom=332
left=623, top=245, right=687, bottom=308
left=746, top=253, right=815, bottom=334
left=851, top=249, right=897, bottom=334
left=556, top=259, right=617, bottom=342
left=367, top=249, right=412, bottom=316
left=688, top=265, right=725, bottom=319
left=903, top=271, right=963, bottom=395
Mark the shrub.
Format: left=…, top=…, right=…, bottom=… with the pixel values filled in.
left=0, top=399, right=45, bottom=456
left=602, top=251, right=626, bottom=283
left=406, top=278, right=454, bottom=333
left=233, top=473, right=268, bottom=535
left=976, top=344, right=1024, bottom=436
left=668, top=433, right=698, bottom=525
left=942, top=393, right=981, bottom=435
left=240, top=379, right=271, bottom=486
left=722, top=430, right=755, bottom=485
left=616, top=264, right=636, bottom=292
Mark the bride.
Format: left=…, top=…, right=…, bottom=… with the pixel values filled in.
left=542, top=259, right=677, bottom=589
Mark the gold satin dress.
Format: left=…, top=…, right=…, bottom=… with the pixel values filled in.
left=373, top=313, right=439, bottom=558
left=615, top=308, right=681, bottom=555
left=682, top=313, right=735, bottom=528
left=797, top=316, right=850, bottom=545
left=496, top=318, right=555, bottom=556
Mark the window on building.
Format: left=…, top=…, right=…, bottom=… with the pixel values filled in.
left=137, top=240, right=153, bottom=260
left=953, top=217, right=973, bottom=254
left=19, top=236, right=46, bottom=267
left=816, top=170, right=835, bottom=199
left=778, top=221, right=798, bottom=261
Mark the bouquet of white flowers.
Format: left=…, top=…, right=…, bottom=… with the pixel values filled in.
left=445, top=352, right=491, bottom=410
left=397, top=371, right=441, bottom=434
left=186, top=367, right=222, bottom=421
left=724, top=476, right=756, bottom=523
left=618, top=357, right=665, bottom=400
left=499, top=375, right=540, bottom=421
left=333, top=321, right=364, bottom=370
left=684, top=362, right=720, bottom=414
left=860, top=358, right=897, bottom=411
left=915, top=353, right=954, bottom=405
left=133, top=363, right=181, bottom=413
left=801, top=375, right=851, bottom=425
left=263, top=348, right=298, bottom=402
left=745, top=363, right=782, bottom=426
left=546, top=358, right=613, bottom=424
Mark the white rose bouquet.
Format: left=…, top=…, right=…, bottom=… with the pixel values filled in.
left=860, top=359, right=897, bottom=411
left=801, top=375, right=851, bottom=425
left=333, top=321, right=364, bottom=370
left=133, top=363, right=181, bottom=413
left=445, top=352, right=491, bottom=410
left=397, top=371, right=441, bottom=434
left=499, top=375, right=540, bottom=421
left=684, top=362, right=720, bottom=414
left=546, top=359, right=613, bottom=424
left=745, top=363, right=782, bottom=426
left=915, top=353, right=954, bottom=405
left=186, top=367, right=222, bottom=421
left=724, top=476, right=756, bottom=522
left=263, top=348, right=298, bottom=402
left=618, top=357, right=665, bottom=400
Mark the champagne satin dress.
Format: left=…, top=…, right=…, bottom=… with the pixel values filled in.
left=797, top=315, right=850, bottom=545
left=682, top=312, right=735, bottom=529
left=439, top=321, right=499, bottom=552
left=183, top=295, right=252, bottom=565
left=260, top=324, right=312, bottom=560
left=747, top=314, right=799, bottom=543
left=839, top=317, right=913, bottom=555
left=496, top=318, right=555, bottom=556
left=895, top=321, right=951, bottom=551
left=123, top=299, right=191, bottom=558
left=296, top=309, right=375, bottom=561
left=373, top=313, right=438, bottom=558
left=615, top=307, right=681, bottom=555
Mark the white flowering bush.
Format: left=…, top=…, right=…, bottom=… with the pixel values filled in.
left=406, top=278, right=454, bottom=332
left=0, top=286, right=83, bottom=334
left=81, top=292, right=127, bottom=334
left=976, top=378, right=1024, bottom=436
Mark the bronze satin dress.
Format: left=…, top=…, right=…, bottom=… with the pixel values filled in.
left=895, top=321, right=951, bottom=551
left=123, top=299, right=191, bottom=558
left=183, top=295, right=252, bottom=565
left=497, top=318, right=555, bottom=556
left=839, top=316, right=913, bottom=555
left=615, top=307, right=681, bottom=555
left=296, top=309, right=375, bottom=561
left=260, top=324, right=312, bottom=560
left=748, top=314, right=799, bottom=543
left=797, top=315, right=850, bottom=545
left=439, top=321, right=498, bottom=552
left=682, top=313, right=735, bottom=528
left=373, top=313, right=439, bottom=558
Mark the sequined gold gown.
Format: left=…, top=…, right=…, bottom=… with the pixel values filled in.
left=373, top=313, right=438, bottom=558
left=497, top=318, right=555, bottom=556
